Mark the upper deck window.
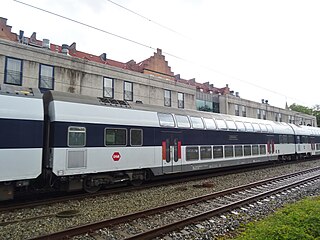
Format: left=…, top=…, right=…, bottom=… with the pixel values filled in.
left=266, top=124, right=274, bottom=133
left=203, top=118, right=216, bottom=129
left=244, top=122, right=254, bottom=132
left=190, top=117, right=204, bottom=129
left=175, top=115, right=190, bottom=128
left=259, top=124, right=268, bottom=132
left=235, top=121, right=246, bottom=131
left=252, top=123, right=261, bottom=132
left=226, top=120, right=237, bottom=130
left=105, top=128, right=127, bottom=146
left=68, top=126, right=86, bottom=147
left=158, top=113, right=175, bottom=127
left=215, top=119, right=228, bottom=130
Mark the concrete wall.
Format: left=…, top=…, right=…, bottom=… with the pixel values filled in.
left=219, top=94, right=317, bottom=126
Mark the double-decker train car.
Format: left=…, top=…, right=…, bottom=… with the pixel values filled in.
left=1, top=85, right=320, bottom=200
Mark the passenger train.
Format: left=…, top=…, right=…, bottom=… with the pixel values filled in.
left=1, top=85, right=320, bottom=200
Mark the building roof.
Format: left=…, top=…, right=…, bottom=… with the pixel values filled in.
left=0, top=16, right=230, bottom=94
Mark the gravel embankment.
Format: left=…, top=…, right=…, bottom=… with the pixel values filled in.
left=0, top=159, right=319, bottom=240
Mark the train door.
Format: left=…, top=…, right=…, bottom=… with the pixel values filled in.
left=161, top=132, right=182, bottom=174
left=267, top=136, right=275, bottom=155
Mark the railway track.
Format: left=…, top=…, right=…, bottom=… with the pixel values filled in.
left=29, top=166, right=320, bottom=240
left=2, top=158, right=317, bottom=212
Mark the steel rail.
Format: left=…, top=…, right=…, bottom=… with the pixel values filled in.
left=29, top=166, right=320, bottom=240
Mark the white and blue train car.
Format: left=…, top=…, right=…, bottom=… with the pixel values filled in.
left=0, top=86, right=43, bottom=200
left=43, top=91, right=320, bottom=192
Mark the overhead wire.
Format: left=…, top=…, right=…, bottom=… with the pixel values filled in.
left=12, top=0, right=310, bottom=106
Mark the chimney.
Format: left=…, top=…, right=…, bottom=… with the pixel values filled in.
left=156, top=48, right=162, bottom=55
left=69, top=42, right=77, bottom=54
left=189, top=78, right=196, bottom=84
left=42, top=39, right=50, bottom=49
left=174, top=74, right=181, bottom=80
left=61, top=44, right=69, bottom=55
left=100, top=53, right=107, bottom=61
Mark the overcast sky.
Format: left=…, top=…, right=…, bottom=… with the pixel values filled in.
left=1, top=0, right=320, bottom=108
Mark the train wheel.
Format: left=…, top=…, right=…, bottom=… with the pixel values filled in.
left=131, top=179, right=143, bottom=187
left=83, top=180, right=101, bottom=193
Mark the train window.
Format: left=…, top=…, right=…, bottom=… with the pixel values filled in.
left=279, top=135, right=284, bottom=144
left=203, top=118, right=216, bottom=130
left=252, top=123, right=261, bottom=132
left=224, top=146, right=234, bottom=158
left=130, top=129, right=143, bottom=146
left=260, top=145, right=266, bottom=155
left=190, top=117, right=204, bottom=129
left=175, top=115, right=191, bottom=128
left=235, top=121, right=246, bottom=131
left=283, top=135, right=288, bottom=144
left=244, top=145, right=251, bottom=156
left=200, top=146, right=212, bottom=160
left=213, top=146, right=223, bottom=158
left=215, top=119, right=228, bottom=130
left=252, top=145, right=259, bottom=155
left=244, top=122, right=254, bottom=132
left=158, top=113, right=175, bottom=127
left=266, top=124, right=274, bottom=133
left=105, top=128, right=127, bottom=146
left=186, top=147, right=199, bottom=161
left=259, top=124, right=268, bottom=133
left=288, top=135, right=294, bottom=144
left=68, top=126, right=86, bottom=147
left=235, top=145, right=243, bottom=157
left=226, top=120, right=237, bottom=131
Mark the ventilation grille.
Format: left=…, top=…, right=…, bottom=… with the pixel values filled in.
left=67, top=150, right=87, bottom=169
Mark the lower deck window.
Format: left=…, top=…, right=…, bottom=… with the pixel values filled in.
left=213, top=146, right=223, bottom=158
left=252, top=145, right=259, bottom=155
left=105, top=128, right=127, bottom=146
left=260, top=145, right=266, bottom=155
left=68, top=126, right=86, bottom=147
left=186, top=147, right=199, bottom=161
left=224, top=146, right=234, bottom=158
left=200, top=146, right=212, bottom=160
left=235, top=146, right=243, bottom=157
left=244, top=145, right=251, bottom=156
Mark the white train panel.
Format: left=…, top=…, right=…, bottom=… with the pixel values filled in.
left=0, top=149, right=42, bottom=181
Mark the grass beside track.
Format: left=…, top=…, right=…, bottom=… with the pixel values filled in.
left=232, top=196, right=320, bottom=240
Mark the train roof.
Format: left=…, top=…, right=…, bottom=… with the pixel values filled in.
left=0, top=85, right=43, bottom=121
left=44, top=91, right=319, bottom=135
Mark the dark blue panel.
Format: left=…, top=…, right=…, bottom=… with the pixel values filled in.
left=0, top=118, right=43, bottom=148
left=50, top=121, right=281, bottom=148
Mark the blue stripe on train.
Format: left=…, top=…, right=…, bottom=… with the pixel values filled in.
left=50, top=121, right=278, bottom=148
left=0, top=118, right=43, bottom=148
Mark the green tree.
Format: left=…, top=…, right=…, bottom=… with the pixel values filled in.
left=289, top=104, right=320, bottom=126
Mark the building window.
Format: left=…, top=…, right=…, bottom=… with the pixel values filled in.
left=103, top=77, right=114, bottom=98
left=235, top=104, right=239, bottom=116
left=39, top=64, right=54, bottom=90
left=164, top=89, right=171, bottom=107
left=262, top=110, right=266, bottom=120
left=178, top=92, right=184, bottom=108
left=4, top=57, right=23, bottom=85
left=242, top=106, right=246, bottom=117
left=124, top=81, right=133, bottom=101
left=278, top=113, right=282, bottom=122
left=257, top=109, right=261, bottom=119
